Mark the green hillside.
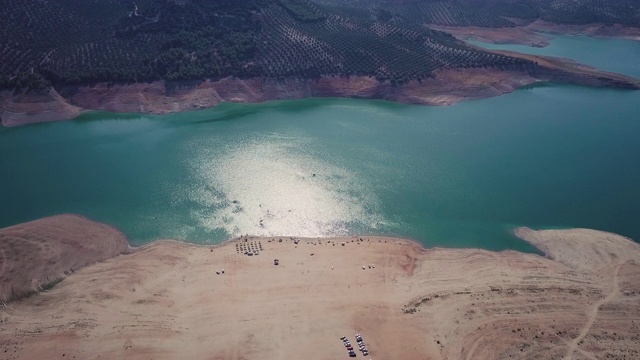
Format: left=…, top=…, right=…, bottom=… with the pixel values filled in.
left=315, top=0, right=640, bottom=27
left=315, top=0, right=517, bottom=27
left=0, top=0, right=537, bottom=90
left=467, top=0, right=640, bottom=25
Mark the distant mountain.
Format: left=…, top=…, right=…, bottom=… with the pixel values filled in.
left=0, top=0, right=636, bottom=91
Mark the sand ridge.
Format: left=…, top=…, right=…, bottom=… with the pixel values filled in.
left=1, top=217, right=639, bottom=359
left=0, top=215, right=129, bottom=303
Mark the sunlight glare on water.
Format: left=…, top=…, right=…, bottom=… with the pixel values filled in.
left=185, top=131, right=386, bottom=238
left=1, top=36, right=638, bottom=251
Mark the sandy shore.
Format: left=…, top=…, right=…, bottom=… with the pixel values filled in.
left=1, top=216, right=639, bottom=359
left=524, top=20, right=640, bottom=41
left=429, top=25, right=552, bottom=47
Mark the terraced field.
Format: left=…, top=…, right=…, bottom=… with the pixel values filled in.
left=0, top=0, right=531, bottom=90
left=258, top=2, right=528, bottom=82
left=315, top=0, right=517, bottom=27
left=2, top=0, right=636, bottom=91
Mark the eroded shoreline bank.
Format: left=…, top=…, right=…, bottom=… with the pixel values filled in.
left=2, top=47, right=639, bottom=128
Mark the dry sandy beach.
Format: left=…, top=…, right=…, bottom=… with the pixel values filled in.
left=1, top=215, right=639, bottom=359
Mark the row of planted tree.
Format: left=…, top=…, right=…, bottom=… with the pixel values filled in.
left=0, top=0, right=535, bottom=91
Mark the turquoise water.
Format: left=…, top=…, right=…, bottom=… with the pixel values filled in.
left=1, top=35, right=639, bottom=252
left=467, top=34, right=640, bottom=79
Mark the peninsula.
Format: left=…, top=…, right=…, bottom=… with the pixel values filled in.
left=1, top=215, right=639, bottom=359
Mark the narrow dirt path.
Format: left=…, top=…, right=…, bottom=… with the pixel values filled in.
left=465, top=334, right=483, bottom=360
left=563, top=263, right=622, bottom=360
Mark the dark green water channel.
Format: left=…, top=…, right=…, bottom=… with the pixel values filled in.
left=1, top=36, right=639, bottom=251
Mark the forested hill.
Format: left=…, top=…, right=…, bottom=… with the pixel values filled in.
left=1, top=0, right=635, bottom=91
left=0, top=0, right=535, bottom=91
left=316, top=0, right=640, bottom=28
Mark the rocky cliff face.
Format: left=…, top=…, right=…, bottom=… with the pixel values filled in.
left=0, top=88, right=81, bottom=126
left=51, top=69, right=538, bottom=115
left=1, top=54, right=638, bottom=127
